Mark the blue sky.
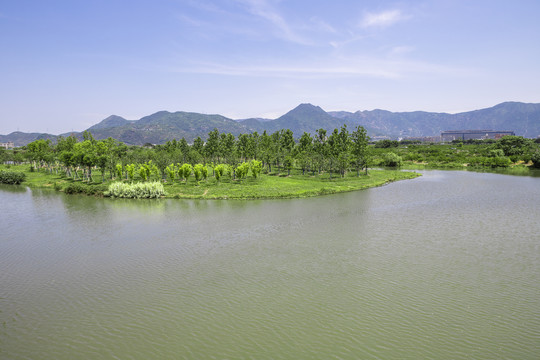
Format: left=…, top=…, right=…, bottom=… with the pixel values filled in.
left=1, top=0, right=539, bottom=134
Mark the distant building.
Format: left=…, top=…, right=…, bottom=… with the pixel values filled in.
left=441, top=130, right=515, bottom=142
left=402, top=136, right=442, bottom=143
left=0, top=142, right=14, bottom=149
left=371, top=135, right=391, bottom=142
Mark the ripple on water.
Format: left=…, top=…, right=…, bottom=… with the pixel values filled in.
left=1, top=171, right=540, bottom=359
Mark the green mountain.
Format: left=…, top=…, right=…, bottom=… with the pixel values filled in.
left=76, top=111, right=255, bottom=145
left=87, top=115, right=133, bottom=130
left=330, top=102, right=540, bottom=138
left=0, top=132, right=58, bottom=147
left=240, top=103, right=349, bottom=134
left=2, top=102, right=539, bottom=146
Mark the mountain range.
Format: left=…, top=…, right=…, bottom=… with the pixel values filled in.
left=1, top=102, right=539, bottom=146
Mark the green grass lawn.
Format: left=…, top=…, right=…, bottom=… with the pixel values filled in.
left=165, top=170, right=419, bottom=199
left=0, top=164, right=420, bottom=199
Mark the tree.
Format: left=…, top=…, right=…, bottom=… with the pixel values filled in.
left=178, top=138, right=189, bottom=163
left=314, top=129, right=327, bottom=174
left=250, top=160, right=262, bottom=179
left=193, top=164, right=204, bottom=183
left=237, top=133, right=250, bottom=161
left=333, top=124, right=351, bottom=177
left=165, top=164, right=176, bottom=182
left=531, top=150, right=540, bottom=168
left=235, top=162, right=250, bottom=181
left=351, top=125, right=370, bottom=175
left=55, top=135, right=77, bottom=153
left=26, top=139, right=53, bottom=169
left=192, top=136, right=204, bottom=162
left=327, top=129, right=340, bottom=177
left=0, top=148, right=6, bottom=164
left=495, top=135, right=533, bottom=159
left=116, top=163, right=123, bottom=179
left=94, top=140, right=110, bottom=182
left=204, top=128, right=220, bottom=163
left=280, top=129, right=295, bottom=175
left=72, top=140, right=97, bottom=182
left=179, top=163, right=192, bottom=183
left=214, top=164, right=226, bottom=181
left=259, top=131, right=275, bottom=172
left=381, top=152, right=403, bottom=167
left=250, top=132, right=260, bottom=160
left=374, top=139, right=399, bottom=148
left=296, top=132, right=314, bottom=175
left=126, top=164, right=136, bottom=182
left=283, top=155, right=293, bottom=176
left=220, top=133, right=238, bottom=174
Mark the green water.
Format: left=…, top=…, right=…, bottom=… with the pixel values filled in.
left=1, top=171, right=539, bottom=359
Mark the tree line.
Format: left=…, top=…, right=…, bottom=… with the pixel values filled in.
left=3, top=127, right=539, bottom=185
left=8, top=125, right=370, bottom=183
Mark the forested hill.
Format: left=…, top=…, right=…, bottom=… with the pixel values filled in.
left=2, top=102, right=539, bottom=146
left=330, top=102, right=540, bottom=139
left=238, top=104, right=356, bottom=135
left=71, top=111, right=253, bottom=145
left=0, top=132, right=58, bottom=147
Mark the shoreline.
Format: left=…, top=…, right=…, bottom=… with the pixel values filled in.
left=1, top=165, right=420, bottom=200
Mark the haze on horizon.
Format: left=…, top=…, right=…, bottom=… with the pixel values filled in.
left=1, top=0, right=539, bottom=135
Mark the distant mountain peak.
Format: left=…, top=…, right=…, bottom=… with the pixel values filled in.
left=2, top=101, right=539, bottom=146
left=88, top=115, right=130, bottom=131
left=291, top=103, right=325, bottom=112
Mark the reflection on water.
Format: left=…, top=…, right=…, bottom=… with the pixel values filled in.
left=465, top=166, right=540, bottom=177
left=0, top=183, right=28, bottom=193
left=1, top=171, right=539, bottom=359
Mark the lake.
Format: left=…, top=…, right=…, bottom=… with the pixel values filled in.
left=1, top=170, right=539, bottom=359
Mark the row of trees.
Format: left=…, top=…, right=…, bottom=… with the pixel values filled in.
left=14, top=125, right=370, bottom=182
left=5, top=129, right=539, bottom=183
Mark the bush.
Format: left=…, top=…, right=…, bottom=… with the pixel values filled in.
left=488, top=156, right=512, bottom=168
left=106, top=181, right=165, bottom=199
left=374, top=140, right=399, bottom=148
left=380, top=152, right=403, bottom=167
left=214, top=164, right=227, bottom=181
left=531, top=151, right=540, bottom=169
left=64, top=182, right=86, bottom=194
left=0, top=170, right=26, bottom=185
left=63, top=182, right=107, bottom=196
left=250, top=160, right=262, bottom=178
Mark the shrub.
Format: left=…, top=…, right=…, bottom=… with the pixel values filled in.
left=0, top=170, right=26, bottom=185
left=235, top=162, right=250, bottom=180
left=214, top=164, right=226, bottom=181
left=193, top=164, right=204, bottom=182
left=380, top=152, right=403, bottom=167
left=531, top=151, right=540, bottom=169
left=374, top=140, right=399, bottom=148
left=64, top=182, right=86, bottom=194
left=250, top=160, right=262, bottom=179
left=106, top=181, right=165, bottom=199
left=489, top=156, right=511, bottom=168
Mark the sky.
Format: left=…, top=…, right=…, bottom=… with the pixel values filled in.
left=1, top=0, right=540, bottom=135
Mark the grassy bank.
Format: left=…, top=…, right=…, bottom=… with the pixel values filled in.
left=0, top=164, right=420, bottom=199
left=164, top=170, right=419, bottom=199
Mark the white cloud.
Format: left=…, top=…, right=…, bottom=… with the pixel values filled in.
left=361, top=9, right=408, bottom=28
left=163, top=55, right=472, bottom=81
left=235, top=0, right=311, bottom=44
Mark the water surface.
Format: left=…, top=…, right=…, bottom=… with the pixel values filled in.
left=1, top=171, right=539, bottom=359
